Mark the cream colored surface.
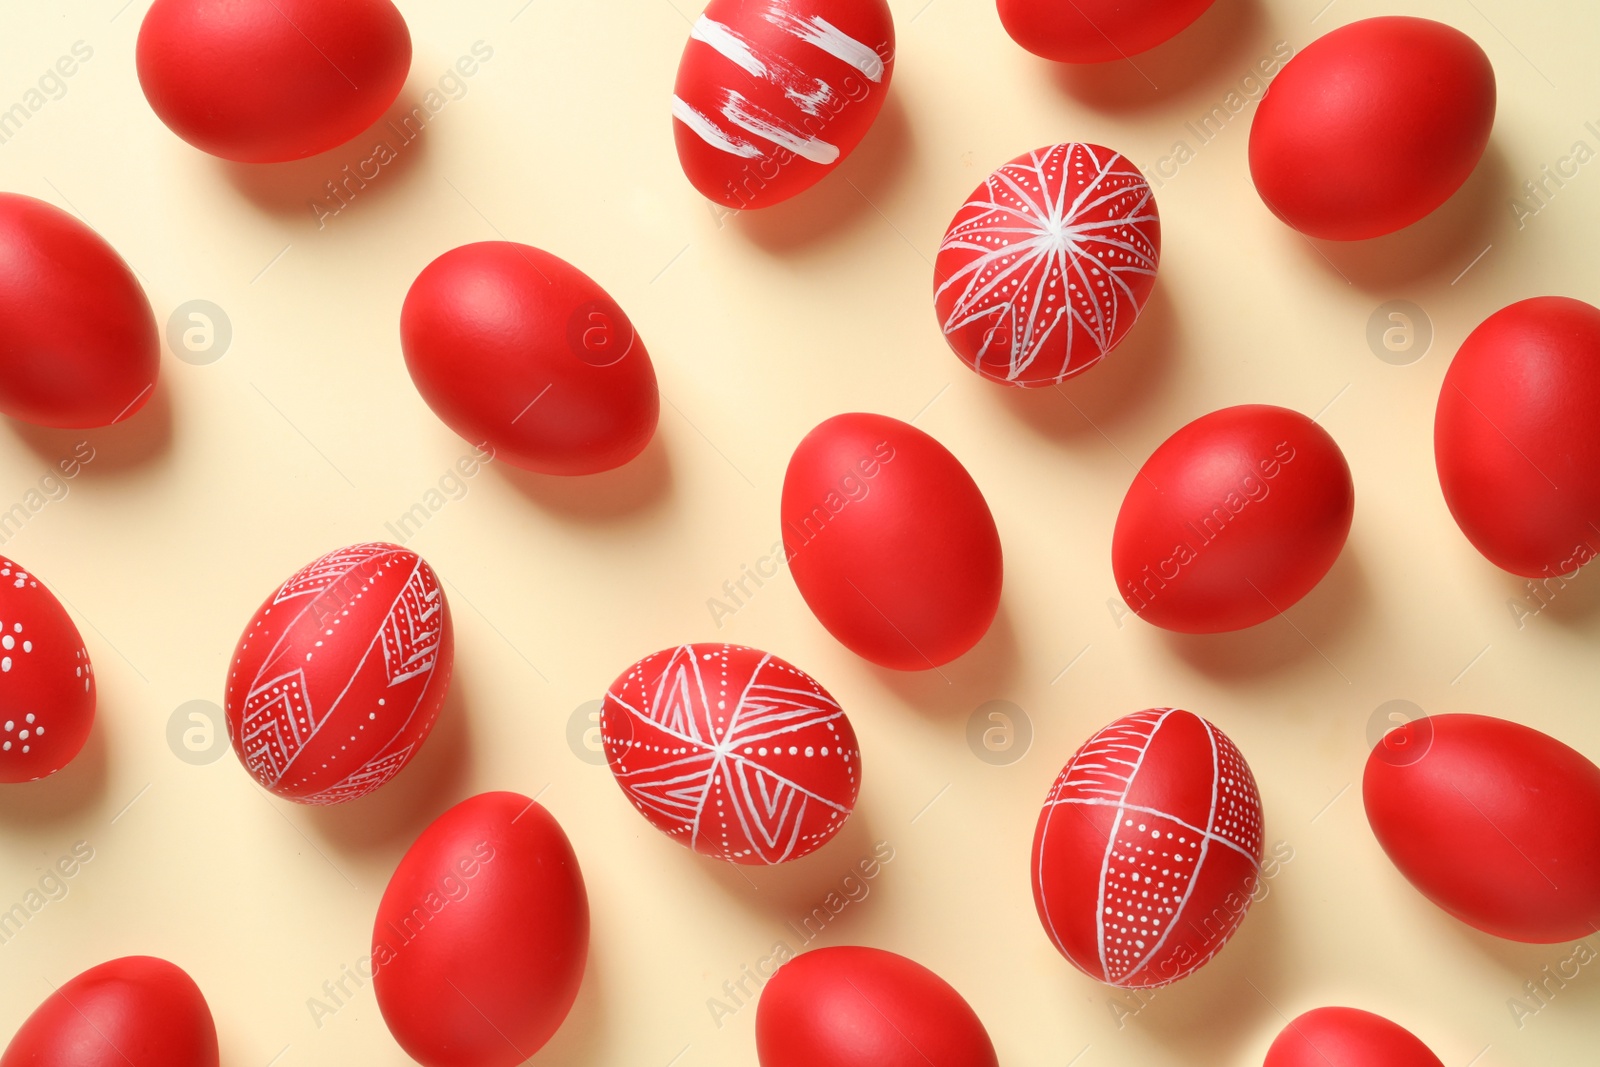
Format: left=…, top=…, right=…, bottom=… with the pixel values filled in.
left=0, top=0, right=1596, bottom=1064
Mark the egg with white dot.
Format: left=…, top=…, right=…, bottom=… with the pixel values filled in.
left=1032, top=707, right=1264, bottom=988
left=0, top=554, right=94, bottom=783
left=600, top=643, right=861, bottom=864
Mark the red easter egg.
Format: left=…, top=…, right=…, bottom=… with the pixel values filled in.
left=402, top=242, right=660, bottom=476
left=1033, top=708, right=1264, bottom=988
left=1364, top=713, right=1600, bottom=943
left=1113, top=404, right=1354, bottom=634
left=1435, top=297, right=1600, bottom=578
left=374, top=792, right=589, bottom=1067
left=137, top=0, right=412, bottom=163
left=225, top=542, right=453, bottom=805
left=0, top=556, right=94, bottom=784
left=0, top=956, right=218, bottom=1067
left=1249, top=17, right=1495, bottom=240
left=935, top=143, right=1160, bottom=387
left=1265, top=1007, right=1444, bottom=1067
left=673, top=0, right=896, bottom=209
left=997, top=0, right=1216, bottom=63
left=781, top=413, right=1003, bottom=670
left=756, top=946, right=998, bottom=1067
left=0, top=193, right=158, bottom=429
left=602, top=644, right=860, bottom=864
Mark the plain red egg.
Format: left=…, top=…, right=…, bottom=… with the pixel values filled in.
left=674, top=0, right=895, bottom=209
left=1435, top=297, right=1600, bottom=578
left=997, top=0, right=1216, bottom=63
left=0, top=555, right=94, bottom=783
left=0, top=193, right=158, bottom=429
left=1249, top=17, right=1495, bottom=240
left=225, top=542, right=453, bottom=805
left=1113, top=404, right=1354, bottom=634
left=1033, top=708, right=1264, bottom=988
left=781, top=413, right=1002, bottom=670
left=402, top=242, right=660, bottom=476
left=374, top=792, right=589, bottom=1067
left=756, top=946, right=998, bottom=1067
left=1265, top=1007, right=1444, bottom=1067
left=601, top=643, right=860, bottom=864
left=0, top=956, right=218, bottom=1067
left=1364, top=713, right=1600, bottom=943
left=935, top=143, right=1160, bottom=386
left=137, top=0, right=412, bottom=163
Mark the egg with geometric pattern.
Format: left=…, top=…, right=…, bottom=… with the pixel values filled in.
left=0, top=555, right=95, bottom=784
left=1032, top=707, right=1264, bottom=988
left=600, top=644, right=860, bottom=864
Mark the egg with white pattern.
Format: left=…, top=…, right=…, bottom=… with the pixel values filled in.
left=0, top=555, right=94, bottom=784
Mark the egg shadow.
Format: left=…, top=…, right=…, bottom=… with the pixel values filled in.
left=1049, top=0, right=1269, bottom=114
left=1293, top=142, right=1514, bottom=293
left=0, top=721, right=109, bottom=828
left=306, top=674, right=474, bottom=855
left=219, top=87, right=434, bottom=220
left=996, top=283, right=1178, bottom=444
left=493, top=434, right=673, bottom=522
left=733, top=91, right=914, bottom=256
left=529, top=938, right=610, bottom=1066
left=1161, top=546, right=1369, bottom=686
left=860, top=600, right=1023, bottom=720
left=8, top=378, right=174, bottom=474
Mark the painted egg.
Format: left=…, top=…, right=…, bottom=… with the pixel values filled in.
left=673, top=0, right=896, bottom=209
left=1033, top=708, right=1264, bottom=988
left=402, top=242, right=660, bottom=476
left=0, top=193, right=158, bottom=429
left=1113, top=404, right=1354, bottom=634
left=224, top=542, right=453, bottom=805
left=1364, top=713, right=1600, bottom=943
left=1249, top=17, right=1495, bottom=240
left=782, top=413, right=1002, bottom=670
left=756, top=946, right=998, bottom=1067
left=1435, top=297, right=1600, bottom=578
left=935, top=143, right=1160, bottom=386
left=1264, top=1007, right=1444, bottom=1067
left=0, top=956, right=218, bottom=1066
left=997, top=0, right=1216, bottom=63
left=0, top=556, right=94, bottom=784
left=373, top=792, right=589, bottom=1067
left=602, top=644, right=859, bottom=864
left=137, top=0, right=412, bottom=163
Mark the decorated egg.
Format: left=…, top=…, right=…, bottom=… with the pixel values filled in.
left=0, top=956, right=218, bottom=1066
left=1435, top=297, right=1600, bottom=578
left=224, top=542, right=453, bottom=805
left=997, top=0, right=1216, bottom=63
left=782, top=413, right=1002, bottom=669
left=402, top=242, right=660, bottom=476
left=0, top=193, right=158, bottom=429
left=1364, top=713, right=1600, bottom=943
left=137, top=0, right=412, bottom=163
left=1113, top=404, right=1354, bottom=634
left=935, top=143, right=1160, bottom=386
left=373, top=792, right=589, bottom=1067
left=1249, top=17, right=1495, bottom=240
left=1264, top=1007, right=1444, bottom=1067
left=1033, top=708, right=1264, bottom=988
left=756, top=946, right=998, bottom=1067
left=0, top=556, right=94, bottom=784
left=601, top=644, right=859, bottom=864
left=673, top=0, right=896, bottom=209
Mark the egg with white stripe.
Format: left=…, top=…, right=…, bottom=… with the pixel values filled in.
left=672, top=0, right=896, bottom=209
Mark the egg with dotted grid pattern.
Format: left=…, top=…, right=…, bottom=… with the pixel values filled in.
left=600, top=643, right=860, bottom=865
left=1032, top=707, right=1264, bottom=988
left=0, top=555, right=95, bottom=784
left=224, top=542, right=453, bottom=805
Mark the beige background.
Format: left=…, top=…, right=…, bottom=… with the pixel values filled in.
left=1, top=0, right=1597, bottom=1064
